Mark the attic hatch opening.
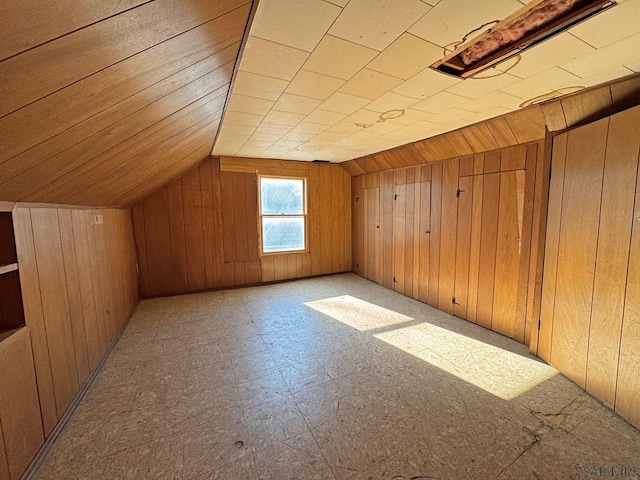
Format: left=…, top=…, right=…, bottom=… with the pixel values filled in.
left=430, top=0, right=617, bottom=79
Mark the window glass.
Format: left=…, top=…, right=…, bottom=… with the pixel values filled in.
left=260, top=178, right=304, bottom=215
left=262, top=217, right=305, bottom=253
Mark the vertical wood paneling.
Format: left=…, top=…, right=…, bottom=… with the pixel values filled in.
left=134, top=158, right=350, bottom=296
left=617, top=152, right=640, bottom=427
left=492, top=171, right=521, bottom=338
left=12, top=209, right=57, bottom=436
left=57, top=210, right=90, bottom=385
left=380, top=171, right=395, bottom=289
left=30, top=208, right=79, bottom=417
left=467, top=175, right=484, bottom=323
left=417, top=181, right=431, bottom=303
left=587, top=108, right=640, bottom=405
left=476, top=173, right=500, bottom=329
left=183, top=169, right=207, bottom=291
left=453, top=176, right=473, bottom=319
left=0, top=328, right=44, bottom=480
left=393, top=184, right=406, bottom=294
left=551, top=119, right=608, bottom=387
left=428, top=163, right=442, bottom=306
left=0, top=422, right=8, bottom=480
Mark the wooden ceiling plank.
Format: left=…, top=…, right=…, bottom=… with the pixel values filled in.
left=25, top=99, right=225, bottom=204
left=113, top=128, right=220, bottom=206
left=1, top=62, right=235, bottom=199
left=541, top=100, right=568, bottom=132
left=0, top=7, right=248, bottom=166
left=610, top=75, right=640, bottom=113
left=445, top=130, right=475, bottom=156
left=485, top=117, right=518, bottom=148
left=220, top=157, right=310, bottom=176
left=560, top=86, right=613, bottom=129
left=461, top=123, right=500, bottom=152
left=0, top=0, right=150, bottom=61
left=504, top=106, right=546, bottom=144
left=412, top=140, right=437, bottom=163
left=4, top=80, right=229, bottom=203
left=0, top=0, right=249, bottom=118
left=340, top=160, right=367, bottom=176
left=423, top=135, right=458, bottom=160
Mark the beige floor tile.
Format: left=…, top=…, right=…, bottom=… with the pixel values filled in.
left=32, top=274, right=640, bottom=480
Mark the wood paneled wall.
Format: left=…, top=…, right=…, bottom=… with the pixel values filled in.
left=537, top=105, right=640, bottom=429
left=12, top=206, right=139, bottom=440
left=352, top=141, right=546, bottom=345
left=133, top=157, right=351, bottom=297
left=340, top=106, right=546, bottom=176
left=0, top=1, right=251, bottom=207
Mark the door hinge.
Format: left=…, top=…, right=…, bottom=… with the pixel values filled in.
left=394, top=193, right=399, bottom=200
left=356, top=262, right=360, bottom=268
left=356, top=196, right=360, bottom=202
left=456, top=189, right=465, bottom=198
left=393, top=276, right=397, bottom=283
left=452, top=296, right=460, bottom=305
left=538, top=318, right=541, bottom=331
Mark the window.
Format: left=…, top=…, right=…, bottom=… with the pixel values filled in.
left=259, top=177, right=307, bottom=254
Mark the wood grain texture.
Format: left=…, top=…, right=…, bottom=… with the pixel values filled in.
left=0, top=3, right=250, bottom=207
left=616, top=144, right=640, bottom=427
left=438, top=158, right=459, bottom=313
left=550, top=119, right=608, bottom=387
left=0, top=328, right=44, bottom=480
left=586, top=107, right=640, bottom=405
left=453, top=176, right=473, bottom=319
left=134, top=158, right=350, bottom=297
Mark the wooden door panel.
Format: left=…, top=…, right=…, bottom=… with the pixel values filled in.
left=393, top=184, right=406, bottom=294
left=417, top=181, right=431, bottom=303
left=453, top=176, right=473, bottom=318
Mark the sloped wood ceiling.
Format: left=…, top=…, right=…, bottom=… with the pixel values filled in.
left=0, top=0, right=252, bottom=207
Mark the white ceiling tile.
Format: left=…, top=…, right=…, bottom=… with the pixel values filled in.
left=365, top=121, right=406, bottom=134
left=281, top=131, right=316, bottom=141
left=215, top=132, right=250, bottom=145
left=570, top=0, right=640, bottom=49
left=399, top=119, right=447, bottom=134
left=560, top=32, right=640, bottom=79
left=273, top=94, right=323, bottom=115
left=304, top=109, right=348, bottom=125
left=559, top=66, right=636, bottom=90
left=286, top=70, right=346, bottom=100
left=224, top=111, right=264, bottom=127
left=263, top=110, right=306, bottom=127
left=291, top=122, right=330, bottom=134
left=457, top=90, right=522, bottom=113
left=213, top=144, right=241, bottom=156
left=343, top=109, right=385, bottom=127
left=626, top=58, right=640, bottom=73
left=227, top=95, right=275, bottom=116
left=220, top=124, right=257, bottom=136
left=314, top=131, right=352, bottom=141
left=365, top=92, right=420, bottom=113
left=412, top=91, right=470, bottom=113
left=325, top=0, right=349, bottom=6
left=367, top=33, right=443, bottom=80
left=254, top=123, right=293, bottom=136
left=232, top=71, right=288, bottom=101
left=239, top=37, right=310, bottom=81
left=319, top=92, right=372, bottom=114
left=500, top=67, right=582, bottom=99
left=424, top=107, right=475, bottom=124
left=392, top=67, right=462, bottom=99
left=339, top=69, right=404, bottom=100
left=328, top=122, right=364, bottom=135
left=244, top=140, right=273, bottom=149
left=408, top=0, right=523, bottom=48
left=329, top=0, right=432, bottom=51
left=495, top=33, right=595, bottom=78
left=251, top=0, right=342, bottom=52
left=384, top=108, right=436, bottom=124
left=303, top=35, right=379, bottom=80
left=446, top=72, right=521, bottom=98
left=250, top=131, right=286, bottom=142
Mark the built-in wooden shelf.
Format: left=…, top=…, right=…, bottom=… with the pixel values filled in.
left=0, top=210, right=25, bottom=333
left=0, top=263, right=18, bottom=276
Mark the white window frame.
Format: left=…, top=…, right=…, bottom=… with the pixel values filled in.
left=258, top=175, right=308, bottom=256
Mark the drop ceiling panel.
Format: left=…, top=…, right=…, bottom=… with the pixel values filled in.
left=302, top=36, right=379, bottom=80
left=214, top=0, right=640, bottom=163
left=328, top=0, right=432, bottom=51
left=238, top=37, right=309, bottom=81
left=250, top=0, right=342, bottom=52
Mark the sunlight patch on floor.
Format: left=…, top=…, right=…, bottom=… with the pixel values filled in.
left=375, top=322, right=558, bottom=400
left=304, top=295, right=414, bottom=331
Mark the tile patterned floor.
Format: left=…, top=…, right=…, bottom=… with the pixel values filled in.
left=33, top=273, right=640, bottom=480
